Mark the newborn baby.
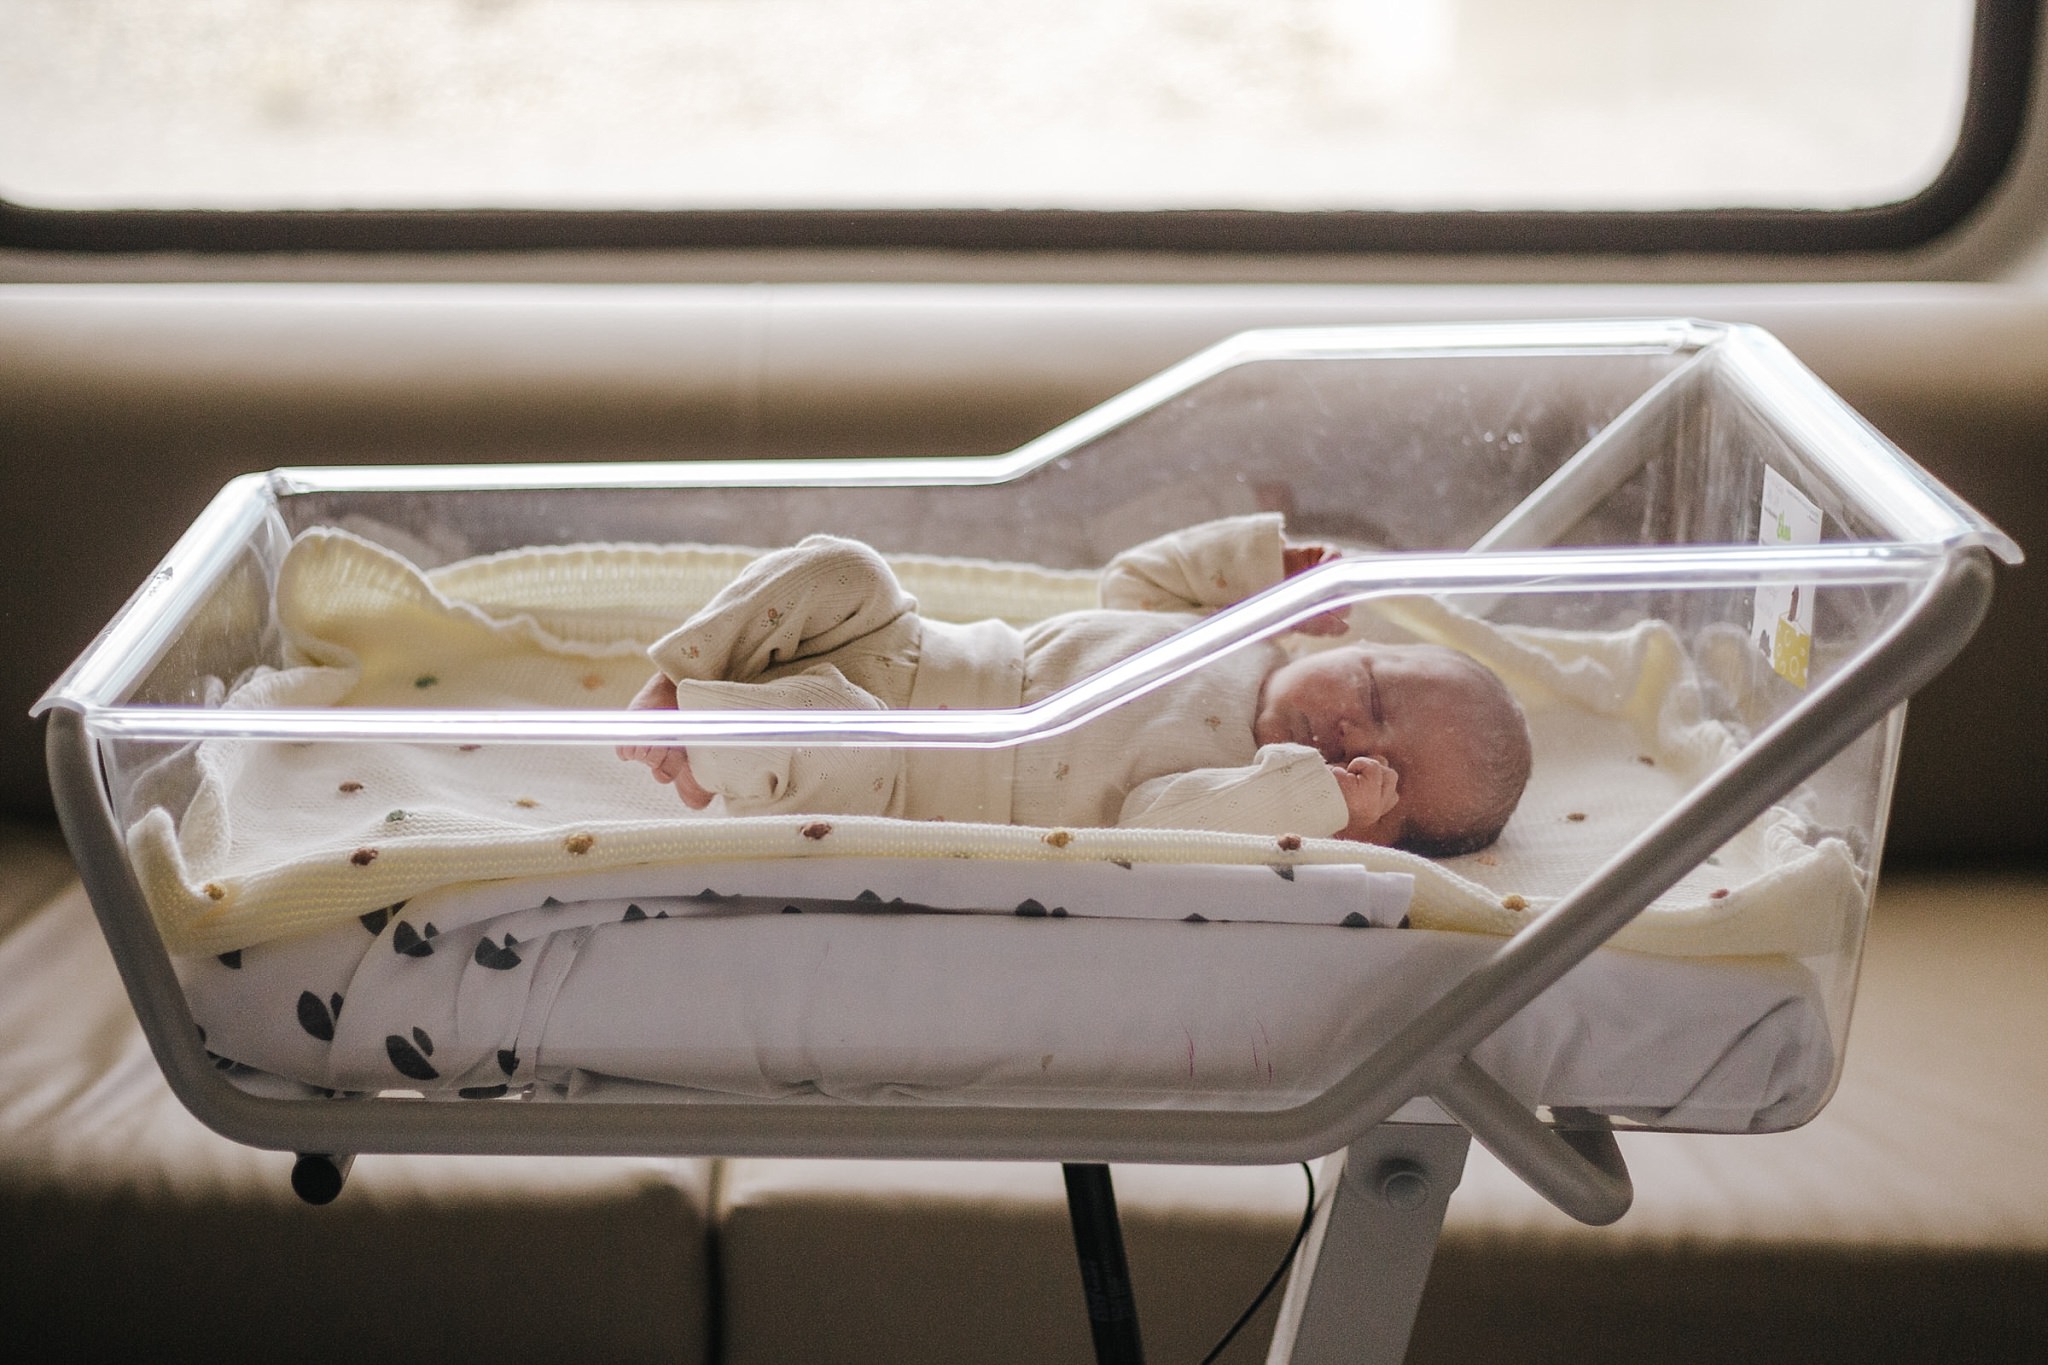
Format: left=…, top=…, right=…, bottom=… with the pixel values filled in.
left=619, top=514, right=1531, bottom=855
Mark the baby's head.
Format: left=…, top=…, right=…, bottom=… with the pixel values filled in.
left=1253, top=641, right=1532, bottom=856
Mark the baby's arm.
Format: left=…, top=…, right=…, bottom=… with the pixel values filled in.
left=626, top=534, right=915, bottom=810
left=662, top=666, right=902, bottom=817
left=1100, top=514, right=1348, bottom=634
left=1098, top=514, right=1289, bottom=613
left=1116, top=743, right=1351, bottom=838
left=648, top=534, right=916, bottom=685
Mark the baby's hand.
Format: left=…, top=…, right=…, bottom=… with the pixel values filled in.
left=1281, top=541, right=1339, bottom=578
left=616, top=671, right=715, bottom=809
left=1330, top=756, right=1399, bottom=843
left=1281, top=539, right=1350, bottom=637
left=617, top=742, right=716, bottom=809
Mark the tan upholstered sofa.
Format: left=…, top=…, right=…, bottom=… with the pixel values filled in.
left=5, top=822, right=2041, bottom=1362
left=3, top=287, right=2042, bottom=1361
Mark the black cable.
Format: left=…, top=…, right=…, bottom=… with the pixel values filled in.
left=1063, top=1162, right=1146, bottom=1365
left=1198, top=1161, right=1318, bottom=1365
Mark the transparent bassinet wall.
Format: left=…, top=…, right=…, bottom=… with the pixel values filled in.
left=43, top=319, right=2016, bottom=1136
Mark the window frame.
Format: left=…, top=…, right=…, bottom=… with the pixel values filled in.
left=0, top=0, right=2034, bottom=257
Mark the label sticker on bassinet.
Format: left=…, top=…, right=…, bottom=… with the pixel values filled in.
left=1750, top=466, right=1824, bottom=688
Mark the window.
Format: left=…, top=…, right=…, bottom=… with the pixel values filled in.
left=0, top=0, right=2032, bottom=253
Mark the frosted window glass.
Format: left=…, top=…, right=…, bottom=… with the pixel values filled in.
left=0, top=0, right=1977, bottom=213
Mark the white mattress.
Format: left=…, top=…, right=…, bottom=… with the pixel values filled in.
left=181, top=859, right=1833, bottom=1134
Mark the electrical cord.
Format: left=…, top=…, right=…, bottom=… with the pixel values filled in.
left=1197, top=1161, right=1318, bottom=1365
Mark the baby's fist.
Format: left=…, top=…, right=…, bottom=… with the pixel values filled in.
left=1331, top=757, right=1399, bottom=841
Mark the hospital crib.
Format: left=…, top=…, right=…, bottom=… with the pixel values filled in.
left=36, top=319, right=2018, bottom=1362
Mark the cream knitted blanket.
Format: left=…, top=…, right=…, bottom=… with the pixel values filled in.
left=127, top=529, right=1863, bottom=957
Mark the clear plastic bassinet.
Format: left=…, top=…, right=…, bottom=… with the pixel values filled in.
left=36, top=318, right=2017, bottom=1223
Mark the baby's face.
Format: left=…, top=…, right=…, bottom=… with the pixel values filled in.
left=1253, top=642, right=1519, bottom=849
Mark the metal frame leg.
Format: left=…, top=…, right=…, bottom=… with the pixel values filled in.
left=1265, top=1124, right=1471, bottom=1365
left=1064, top=1162, right=1146, bottom=1364
left=290, top=1152, right=355, bottom=1205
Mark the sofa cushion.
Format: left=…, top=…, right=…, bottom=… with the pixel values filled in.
left=717, top=873, right=2048, bottom=1364
left=0, top=822, right=718, bottom=1365
left=717, top=1157, right=1309, bottom=1365
left=1413, top=870, right=2048, bottom=1362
